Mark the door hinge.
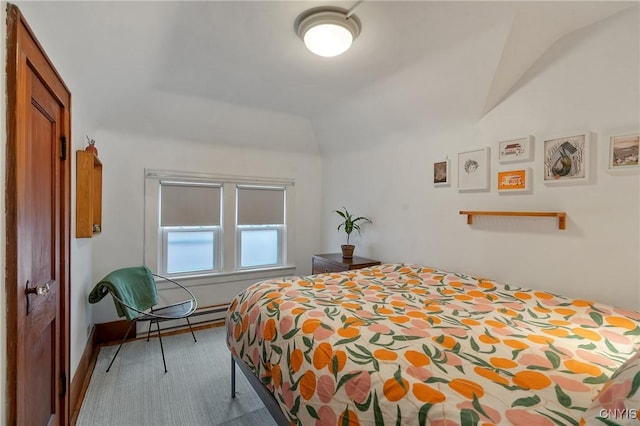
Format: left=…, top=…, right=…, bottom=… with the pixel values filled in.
left=60, top=136, right=67, bottom=161
left=60, top=372, right=67, bottom=396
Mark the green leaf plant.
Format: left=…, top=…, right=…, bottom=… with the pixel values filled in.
left=334, top=207, right=372, bottom=245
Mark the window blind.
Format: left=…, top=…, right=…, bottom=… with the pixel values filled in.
left=160, top=183, right=221, bottom=226
left=237, top=187, right=285, bottom=225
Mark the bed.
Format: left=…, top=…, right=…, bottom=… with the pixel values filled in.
left=225, top=263, right=640, bottom=425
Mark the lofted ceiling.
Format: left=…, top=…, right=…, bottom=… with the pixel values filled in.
left=13, top=1, right=635, bottom=154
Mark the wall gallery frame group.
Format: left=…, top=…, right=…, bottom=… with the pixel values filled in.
left=432, top=130, right=638, bottom=190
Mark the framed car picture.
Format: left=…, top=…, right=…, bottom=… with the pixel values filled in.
left=498, top=136, right=534, bottom=163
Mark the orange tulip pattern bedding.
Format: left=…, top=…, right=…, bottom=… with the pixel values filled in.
left=225, top=264, right=640, bottom=425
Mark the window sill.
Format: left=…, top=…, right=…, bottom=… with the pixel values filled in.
left=155, top=265, right=297, bottom=288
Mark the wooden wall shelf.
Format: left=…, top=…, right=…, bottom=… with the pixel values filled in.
left=76, top=150, right=103, bottom=238
left=459, top=211, right=566, bottom=230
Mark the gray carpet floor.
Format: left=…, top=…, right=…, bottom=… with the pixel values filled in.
left=77, top=326, right=278, bottom=426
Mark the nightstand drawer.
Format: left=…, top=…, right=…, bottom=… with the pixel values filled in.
left=312, top=259, right=347, bottom=274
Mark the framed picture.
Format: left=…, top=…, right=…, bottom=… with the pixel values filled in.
left=608, top=133, right=639, bottom=172
left=498, top=167, right=531, bottom=193
left=458, top=147, right=490, bottom=192
left=433, top=159, right=450, bottom=187
left=543, top=132, right=591, bottom=184
left=498, top=136, right=534, bottom=163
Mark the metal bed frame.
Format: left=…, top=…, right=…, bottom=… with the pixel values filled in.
left=230, top=354, right=290, bottom=426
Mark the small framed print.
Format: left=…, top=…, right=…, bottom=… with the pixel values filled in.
left=498, top=167, right=531, bottom=193
left=458, top=147, right=490, bottom=192
left=498, top=136, right=534, bottom=163
left=433, top=159, right=450, bottom=187
left=608, top=133, right=639, bottom=172
left=543, top=132, right=592, bottom=185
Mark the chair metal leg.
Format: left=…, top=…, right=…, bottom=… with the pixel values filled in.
left=146, top=320, right=153, bottom=342
left=155, top=320, right=168, bottom=373
left=106, top=319, right=137, bottom=373
left=231, top=356, right=236, bottom=398
left=186, top=317, right=197, bottom=342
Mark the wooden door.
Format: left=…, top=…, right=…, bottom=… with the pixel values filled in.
left=6, top=5, right=71, bottom=425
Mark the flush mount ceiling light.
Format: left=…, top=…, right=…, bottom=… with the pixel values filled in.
left=294, top=7, right=362, bottom=57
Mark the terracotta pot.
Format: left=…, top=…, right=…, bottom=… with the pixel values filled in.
left=341, top=244, right=355, bottom=259
left=85, top=144, right=98, bottom=156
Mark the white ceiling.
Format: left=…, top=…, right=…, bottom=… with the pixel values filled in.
left=14, top=1, right=635, bottom=154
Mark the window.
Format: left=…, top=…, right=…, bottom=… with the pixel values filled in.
left=160, top=182, right=221, bottom=276
left=164, top=228, right=216, bottom=274
left=144, top=170, right=294, bottom=278
left=236, top=186, right=285, bottom=269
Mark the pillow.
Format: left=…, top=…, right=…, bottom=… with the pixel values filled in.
left=580, top=350, right=640, bottom=425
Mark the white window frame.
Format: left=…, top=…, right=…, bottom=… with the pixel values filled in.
left=235, top=184, right=287, bottom=271
left=144, top=169, right=295, bottom=281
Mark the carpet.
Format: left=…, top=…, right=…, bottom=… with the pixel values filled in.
left=77, top=326, right=278, bottom=426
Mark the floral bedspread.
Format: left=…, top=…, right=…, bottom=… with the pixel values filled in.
left=225, top=264, right=640, bottom=425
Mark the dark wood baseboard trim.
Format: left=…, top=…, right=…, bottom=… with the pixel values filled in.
left=93, top=305, right=229, bottom=344
left=70, top=325, right=98, bottom=425
left=94, top=319, right=132, bottom=345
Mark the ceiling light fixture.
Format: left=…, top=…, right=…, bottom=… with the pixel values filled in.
left=294, top=6, right=362, bottom=58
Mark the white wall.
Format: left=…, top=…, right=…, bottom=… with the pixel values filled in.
left=88, top=129, right=323, bottom=324
left=321, top=10, right=640, bottom=311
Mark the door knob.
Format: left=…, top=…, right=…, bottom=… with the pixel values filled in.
left=26, top=281, right=50, bottom=296
left=25, top=281, right=51, bottom=315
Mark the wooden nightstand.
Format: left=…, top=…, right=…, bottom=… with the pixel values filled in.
left=312, top=253, right=381, bottom=274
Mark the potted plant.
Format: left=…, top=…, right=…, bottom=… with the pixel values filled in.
left=85, top=135, right=98, bottom=156
left=334, top=207, right=372, bottom=259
